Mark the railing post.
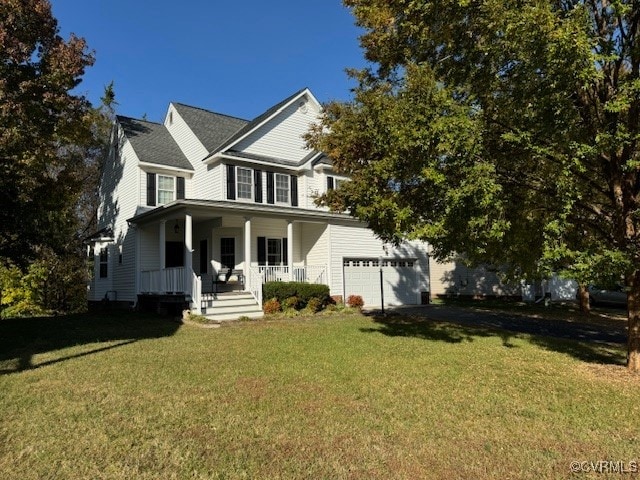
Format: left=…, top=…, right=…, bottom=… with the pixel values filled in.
left=159, top=220, right=166, bottom=292
left=287, top=220, right=294, bottom=281
left=244, top=217, right=252, bottom=290
left=184, top=213, right=193, bottom=294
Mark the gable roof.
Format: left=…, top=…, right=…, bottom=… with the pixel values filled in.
left=206, top=87, right=315, bottom=159
left=117, top=116, right=193, bottom=171
left=171, top=103, right=249, bottom=153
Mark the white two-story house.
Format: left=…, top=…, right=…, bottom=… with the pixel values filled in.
left=87, top=88, right=441, bottom=318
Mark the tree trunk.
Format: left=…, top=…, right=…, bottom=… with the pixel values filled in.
left=577, top=283, right=590, bottom=315
left=627, top=269, right=640, bottom=373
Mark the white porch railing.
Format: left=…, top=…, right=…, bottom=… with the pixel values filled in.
left=248, top=267, right=264, bottom=306
left=257, top=265, right=327, bottom=284
left=191, top=272, right=202, bottom=314
left=140, top=267, right=186, bottom=293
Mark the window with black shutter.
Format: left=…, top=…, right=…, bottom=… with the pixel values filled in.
left=326, top=176, right=334, bottom=191
left=254, top=170, right=262, bottom=203
left=226, top=165, right=236, bottom=200
left=257, top=237, right=267, bottom=265
left=147, top=173, right=156, bottom=206
left=290, top=175, right=298, bottom=207
left=176, top=177, right=185, bottom=200
left=266, top=172, right=274, bottom=204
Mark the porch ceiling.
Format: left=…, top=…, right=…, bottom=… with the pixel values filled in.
left=127, top=199, right=361, bottom=227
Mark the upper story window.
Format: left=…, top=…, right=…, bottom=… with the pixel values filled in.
left=237, top=167, right=253, bottom=200
left=158, top=175, right=175, bottom=205
left=226, top=164, right=297, bottom=207
left=146, top=172, right=185, bottom=207
left=275, top=173, right=289, bottom=204
left=327, top=175, right=346, bottom=191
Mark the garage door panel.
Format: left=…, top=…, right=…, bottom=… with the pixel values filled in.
left=344, top=258, right=417, bottom=307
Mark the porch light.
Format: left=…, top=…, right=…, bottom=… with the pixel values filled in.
left=174, top=221, right=180, bottom=234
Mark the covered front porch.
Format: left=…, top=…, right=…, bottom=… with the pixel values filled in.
left=131, top=200, right=340, bottom=313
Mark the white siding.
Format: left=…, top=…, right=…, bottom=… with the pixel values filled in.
left=165, top=104, right=220, bottom=200
left=139, top=224, right=160, bottom=272
left=94, top=129, right=142, bottom=303
left=234, top=98, right=320, bottom=162
left=429, top=257, right=521, bottom=297
left=329, top=225, right=430, bottom=300
left=301, top=223, right=328, bottom=266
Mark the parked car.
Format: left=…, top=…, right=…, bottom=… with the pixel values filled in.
left=587, top=285, right=627, bottom=308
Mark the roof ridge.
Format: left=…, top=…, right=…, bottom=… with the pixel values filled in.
left=116, top=114, right=163, bottom=126
left=171, top=102, right=249, bottom=122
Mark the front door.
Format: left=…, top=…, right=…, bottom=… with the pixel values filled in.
left=220, top=237, right=235, bottom=270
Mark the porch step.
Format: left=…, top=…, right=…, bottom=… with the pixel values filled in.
left=200, top=292, right=263, bottom=321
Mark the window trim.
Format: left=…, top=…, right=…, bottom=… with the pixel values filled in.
left=157, top=174, right=176, bottom=206
left=99, top=247, right=108, bottom=278
left=266, top=238, right=283, bottom=266
left=236, top=167, right=254, bottom=201
left=275, top=173, right=290, bottom=205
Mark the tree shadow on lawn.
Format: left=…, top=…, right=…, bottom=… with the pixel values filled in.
left=0, top=311, right=180, bottom=375
left=361, top=312, right=627, bottom=366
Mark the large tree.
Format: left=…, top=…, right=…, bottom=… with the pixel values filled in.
left=0, top=0, right=95, bottom=266
left=308, top=0, right=640, bottom=371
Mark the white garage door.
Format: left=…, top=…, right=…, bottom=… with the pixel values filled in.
left=343, top=258, right=418, bottom=307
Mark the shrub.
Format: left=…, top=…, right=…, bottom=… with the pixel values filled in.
left=263, top=282, right=330, bottom=309
left=347, top=295, right=364, bottom=309
left=283, top=296, right=301, bottom=311
left=263, top=298, right=281, bottom=314
left=306, top=297, right=323, bottom=313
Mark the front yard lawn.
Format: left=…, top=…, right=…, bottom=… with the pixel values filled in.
left=0, top=311, right=638, bottom=479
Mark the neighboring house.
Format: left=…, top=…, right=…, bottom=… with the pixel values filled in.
left=87, top=88, right=432, bottom=318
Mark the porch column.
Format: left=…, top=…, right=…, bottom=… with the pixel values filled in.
left=244, top=217, right=252, bottom=290
left=287, top=220, right=294, bottom=281
left=185, top=213, right=193, bottom=292
left=159, top=220, right=166, bottom=292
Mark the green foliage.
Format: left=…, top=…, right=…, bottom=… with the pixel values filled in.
left=0, top=247, right=87, bottom=318
left=263, top=298, right=282, bottom=315
left=263, top=282, right=330, bottom=309
left=0, top=0, right=98, bottom=266
left=310, top=0, right=640, bottom=291
left=305, top=297, right=324, bottom=314
left=283, top=296, right=301, bottom=311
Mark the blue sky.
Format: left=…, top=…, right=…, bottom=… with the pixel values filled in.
left=51, top=1, right=367, bottom=122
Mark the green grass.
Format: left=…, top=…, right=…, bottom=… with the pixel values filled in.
left=0, top=311, right=638, bottom=479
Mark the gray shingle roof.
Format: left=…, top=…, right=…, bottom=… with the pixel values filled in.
left=172, top=103, right=248, bottom=153
left=223, top=149, right=320, bottom=168
left=211, top=87, right=309, bottom=156
left=117, top=116, right=193, bottom=171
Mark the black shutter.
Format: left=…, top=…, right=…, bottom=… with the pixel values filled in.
left=176, top=177, right=185, bottom=200
left=257, top=237, right=266, bottom=266
left=254, top=169, right=262, bottom=203
left=290, top=175, right=298, bottom=207
left=266, top=172, right=274, bottom=204
left=147, top=173, right=156, bottom=206
left=327, top=176, right=334, bottom=191
left=282, top=238, right=288, bottom=265
left=226, top=165, right=236, bottom=200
